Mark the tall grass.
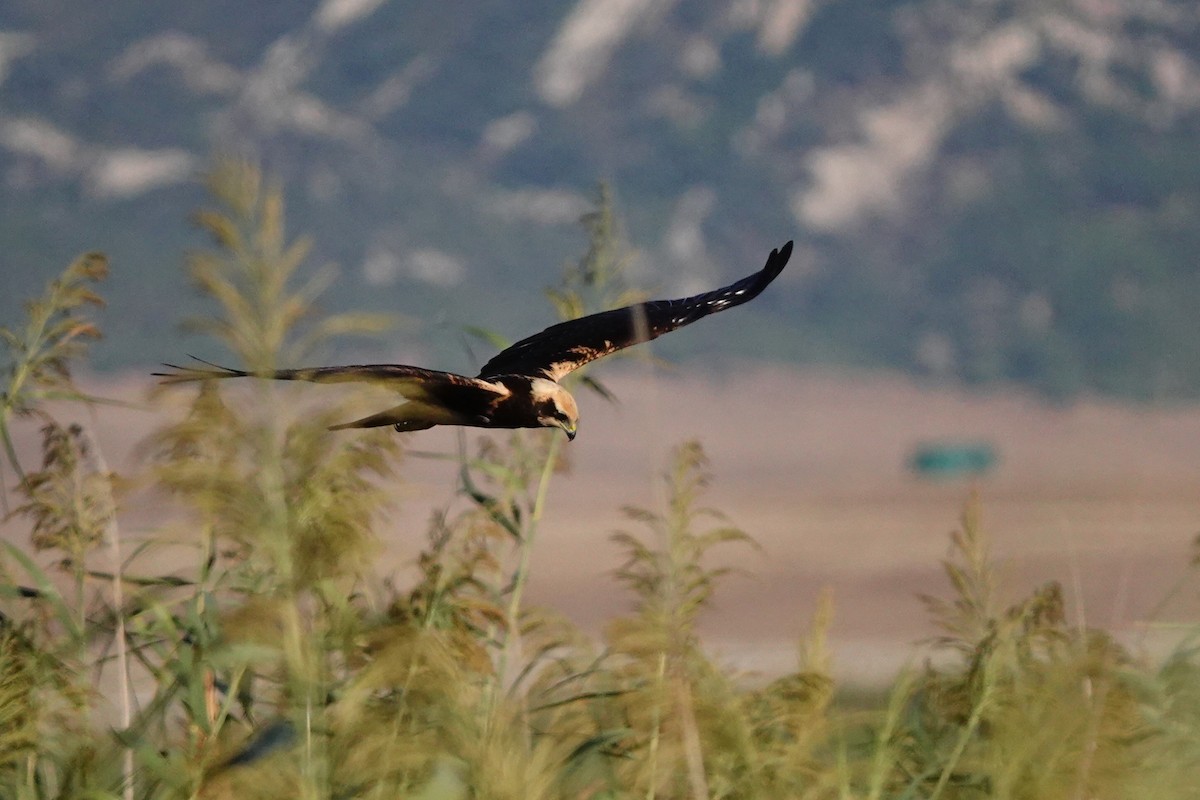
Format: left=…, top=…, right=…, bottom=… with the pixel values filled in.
left=2, top=162, right=1198, bottom=799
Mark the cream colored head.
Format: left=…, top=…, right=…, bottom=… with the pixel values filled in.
left=530, top=378, right=579, bottom=440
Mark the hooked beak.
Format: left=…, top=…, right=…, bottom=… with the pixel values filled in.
left=561, top=420, right=577, bottom=441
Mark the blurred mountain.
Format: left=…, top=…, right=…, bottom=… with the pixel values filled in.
left=2, top=0, right=1199, bottom=398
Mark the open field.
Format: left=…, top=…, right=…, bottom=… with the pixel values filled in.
left=9, top=364, right=1198, bottom=684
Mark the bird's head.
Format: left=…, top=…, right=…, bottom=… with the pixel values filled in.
left=530, top=378, right=579, bottom=440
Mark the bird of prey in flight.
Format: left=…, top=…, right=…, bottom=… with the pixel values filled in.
left=156, top=241, right=793, bottom=441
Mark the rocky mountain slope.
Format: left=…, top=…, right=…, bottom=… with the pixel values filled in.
left=3, top=0, right=1198, bottom=397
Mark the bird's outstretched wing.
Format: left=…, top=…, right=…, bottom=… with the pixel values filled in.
left=154, top=359, right=508, bottom=404
left=477, top=241, right=793, bottom=382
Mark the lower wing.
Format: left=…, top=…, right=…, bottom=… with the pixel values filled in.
left=154, top=357, right=509, bottom=405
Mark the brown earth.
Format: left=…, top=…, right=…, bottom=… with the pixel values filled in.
left=4, top=364, right=1199, bottom=684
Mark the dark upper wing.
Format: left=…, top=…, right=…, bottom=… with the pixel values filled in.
left=154, top=358, right=508, bottom=404
left=477, top=241, right=793, bottom=382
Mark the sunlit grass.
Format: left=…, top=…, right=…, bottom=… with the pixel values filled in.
left=2, top=160, right=1198, bottom=799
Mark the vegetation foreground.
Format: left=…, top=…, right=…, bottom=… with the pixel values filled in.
left=2, top=162, right=1199, bottom=799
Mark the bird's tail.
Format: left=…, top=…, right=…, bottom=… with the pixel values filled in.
left=328, top=404, right=437, bottom=432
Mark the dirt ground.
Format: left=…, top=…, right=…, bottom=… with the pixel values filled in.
left=5, top=364, right=1199, bottom=684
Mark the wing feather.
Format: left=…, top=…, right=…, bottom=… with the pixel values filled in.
left=477, top=241, right=793, bottom=382
left=154, top=358, right=508, bottom=404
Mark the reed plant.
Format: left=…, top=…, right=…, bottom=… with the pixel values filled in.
left=1, top=162, right=1198, bottom=799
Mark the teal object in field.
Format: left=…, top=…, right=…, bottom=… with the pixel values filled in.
left=909, top=442, right=997, bottom=478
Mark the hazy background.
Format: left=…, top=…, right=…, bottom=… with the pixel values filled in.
left=4, top=0, right=1200, bottom=398
left=3, top=0, right=1200, bottom=680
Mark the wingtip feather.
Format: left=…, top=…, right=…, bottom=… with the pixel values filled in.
left=766, top=240, right=794, bottom=275
left=748, top=240, right=794, bottom=291
left=152, top=355, right=247, bottom=384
